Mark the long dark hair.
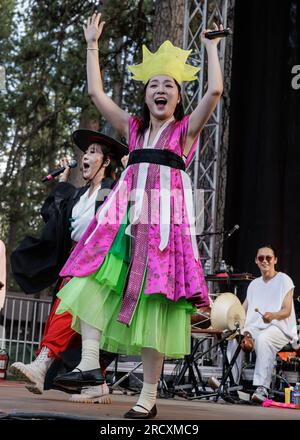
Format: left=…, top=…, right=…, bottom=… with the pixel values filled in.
left=86, top=144, right=116, bottom=181
left=138, top=79, right=185, bottom=136
left=100, top=144, right=117, bottom=179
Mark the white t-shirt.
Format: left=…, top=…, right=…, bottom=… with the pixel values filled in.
left=244, top=272, right=298, bottom=341
left=70, top=185, right=101, bottom=243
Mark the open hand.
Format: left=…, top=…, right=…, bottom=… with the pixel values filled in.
left=83, top=12, right=106, bottom=46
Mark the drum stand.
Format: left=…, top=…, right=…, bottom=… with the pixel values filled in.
left=202, top=330, right=244, bottom=403
left=170, top=333, right=212, bottom=398
left=172, top=324, right=244, bottom=403
left=158, top=359, right=174, bottom=398
left=109, top=355, right=143, bottom=395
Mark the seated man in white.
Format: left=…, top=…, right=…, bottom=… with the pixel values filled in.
left=227, top=244, right=298, bottom=403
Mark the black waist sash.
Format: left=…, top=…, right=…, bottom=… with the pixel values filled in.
left=127, top=149, right=185, bottom=171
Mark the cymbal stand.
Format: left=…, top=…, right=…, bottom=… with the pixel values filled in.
left=110, top=355, right=143, bottom=395
left=158, top=358, right=173, bottom=398
left=171, top=334, right=212, bottom=398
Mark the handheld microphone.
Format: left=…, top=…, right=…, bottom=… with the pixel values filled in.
left=42, top=159, right=77, bottom=183
left=226, top=224, right=239, bottom=238
left=205, top=28, right=232, bottom=39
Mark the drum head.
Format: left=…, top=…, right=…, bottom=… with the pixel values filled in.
left=226, top=303, right=245, bottom=330
left=211, top=292, right=244, bottom=330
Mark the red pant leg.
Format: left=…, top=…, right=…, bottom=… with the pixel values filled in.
left=37, top=298, right=81, bottom=360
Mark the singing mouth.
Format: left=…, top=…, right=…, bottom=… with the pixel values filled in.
left=83, top=162, right=90, bottom=170
left=154, top=98, right=167, bottom=106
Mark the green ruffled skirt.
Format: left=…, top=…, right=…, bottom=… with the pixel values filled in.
left=56, top=220, right=196, bottom=358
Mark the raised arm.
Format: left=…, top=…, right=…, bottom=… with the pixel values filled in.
left=84, top=12, right=130, bottom=140
left=184, top=25, right=223, bottom=157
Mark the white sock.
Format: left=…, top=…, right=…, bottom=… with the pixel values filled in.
left=74, top=339, right=100, bottom=372
left=133, top=382, right=158, bottom=413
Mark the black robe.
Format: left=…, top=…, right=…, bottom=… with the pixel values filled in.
left=11, top=178, right=115, bottom=298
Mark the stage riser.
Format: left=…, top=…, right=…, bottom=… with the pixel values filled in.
left=107, top=362, right=223, bottom=380
left=107, top=362, right=300, bottom=387
left=242, top=368, right=300, bottom=385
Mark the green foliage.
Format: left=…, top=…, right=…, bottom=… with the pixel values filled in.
left=0, top=0, right=156, bottom=289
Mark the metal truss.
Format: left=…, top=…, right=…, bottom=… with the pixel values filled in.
left=0, top=66, right=6, bottom=93
left=183, top=0, right=228, bottom=270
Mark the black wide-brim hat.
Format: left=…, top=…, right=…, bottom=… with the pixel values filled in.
left=72, top=129, right=128, bottom=162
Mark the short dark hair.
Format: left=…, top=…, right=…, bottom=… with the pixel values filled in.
left=257, top=244, right=278, bottom=258
left=138, top=79, right=185, bottom=136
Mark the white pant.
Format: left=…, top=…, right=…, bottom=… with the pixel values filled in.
left=227, top=325, right=290, bottom=389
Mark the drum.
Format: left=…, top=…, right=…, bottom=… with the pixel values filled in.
left=210, top=292, right=245, bottom=331
left=191, top=306, right=211, bottom=329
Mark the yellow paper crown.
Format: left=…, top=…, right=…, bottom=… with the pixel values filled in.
left=128, top=40, right=200, bottom=85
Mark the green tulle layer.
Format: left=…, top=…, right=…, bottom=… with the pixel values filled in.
left=56, top=215, right=195, bottom=358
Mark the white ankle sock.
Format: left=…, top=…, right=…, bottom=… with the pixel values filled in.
left=74, top=339, right=100, bottom=372
left=133, top=382, right=157, bottom=413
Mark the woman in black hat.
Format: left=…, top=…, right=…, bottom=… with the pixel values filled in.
left=10, top=131, right=127, bottom=403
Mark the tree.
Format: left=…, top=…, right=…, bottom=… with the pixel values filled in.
left=0, top=0, right=190, bottom=292
left=70, top=0, right=155, bottom=184
left=0, top=0, right=154, bottom=291
left=152, top=0, right=185, bottom=49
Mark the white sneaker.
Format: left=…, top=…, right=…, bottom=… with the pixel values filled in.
left=69, top=382, right=111, bottom=404
left=9, top=347, right=54, bottom=395
left=251, top=386, right=269, bottom=403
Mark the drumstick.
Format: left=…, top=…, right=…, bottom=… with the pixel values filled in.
left=255, top=307, right=264, bottom=317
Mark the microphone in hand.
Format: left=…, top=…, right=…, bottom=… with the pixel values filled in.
left=42, top=159, right=77, bottom=183
left=205, top=28, right=232, bottom=39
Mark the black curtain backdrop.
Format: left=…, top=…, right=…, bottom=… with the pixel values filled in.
left=224, top=0, right=300, bottom=310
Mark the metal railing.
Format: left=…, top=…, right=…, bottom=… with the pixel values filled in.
left=0, top=295, right=52, bottom=365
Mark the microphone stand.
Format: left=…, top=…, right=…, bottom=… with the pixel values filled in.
left=200, top=228, right=235, bottom=274
left=217, top=226, right=239, bottom=273
left=199, top=227, right=237, bottom=241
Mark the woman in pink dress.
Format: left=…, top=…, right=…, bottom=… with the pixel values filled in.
left=53, top=12, right=223, bottom=419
